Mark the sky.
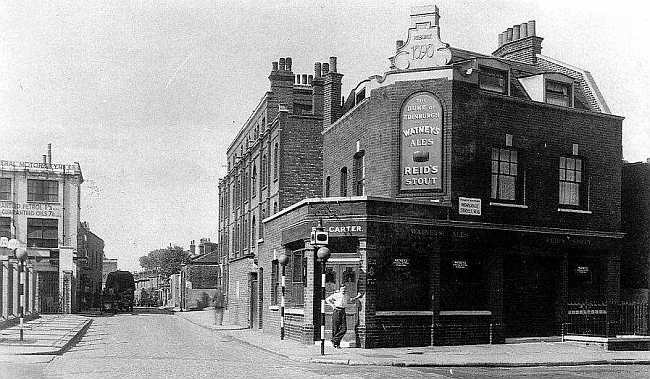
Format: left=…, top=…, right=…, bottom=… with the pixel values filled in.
left=1, top=0, right=648, bottom=272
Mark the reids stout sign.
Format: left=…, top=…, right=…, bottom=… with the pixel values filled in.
left=400, top=92, right=443, bottom=192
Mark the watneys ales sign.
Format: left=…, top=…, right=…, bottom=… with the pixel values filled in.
left=400, top=92, right=443, bottom=192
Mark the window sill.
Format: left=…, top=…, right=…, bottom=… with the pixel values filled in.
left=489, top=202, right=528, bottom=209
left=285, top=308, right=304, bottom=315
left=439, top=310, right=492, bottom=316
left=558, top=208, right=592, bottom=214
left=375, top=311, right=434, bottom=316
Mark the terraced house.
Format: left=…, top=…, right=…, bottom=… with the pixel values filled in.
left=220, top=5, right=623, bottom=348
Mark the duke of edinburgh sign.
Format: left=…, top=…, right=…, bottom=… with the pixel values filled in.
left=390, top=5, right=452, bottom=70
left=400, top=92, right=443, bottom=192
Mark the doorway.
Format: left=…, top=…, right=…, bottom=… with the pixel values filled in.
left=314, top=261, right=360, bottom=345
left=250, top=273, right=259, bottom=329
left=504, top=256, right=559, bottom=337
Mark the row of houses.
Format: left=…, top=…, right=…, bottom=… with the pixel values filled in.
left=210, top=5, right=649, bottom=348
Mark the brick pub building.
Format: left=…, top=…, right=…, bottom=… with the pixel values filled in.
left=221, top=5, right=623, bottom=347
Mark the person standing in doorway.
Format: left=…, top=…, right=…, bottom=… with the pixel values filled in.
left=325, top=285, right=362, bottom=348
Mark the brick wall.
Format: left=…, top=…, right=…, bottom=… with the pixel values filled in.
left=621, top=162, right=650, bottom=300
left=324, top=78, right=453, bottom=199
left=451, top=81, right=622, bottom=232
left=227, top=258, right=254, bottom=327
left=279, top=115, right=323, bottom=209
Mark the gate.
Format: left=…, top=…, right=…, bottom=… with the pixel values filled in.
left=38, top=271, right=62, bottom=314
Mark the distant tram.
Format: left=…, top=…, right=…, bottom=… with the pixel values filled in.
left=102, top=270, right=135, bottom=313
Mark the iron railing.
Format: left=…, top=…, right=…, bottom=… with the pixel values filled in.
left=565, top=302, right=648, bottom=337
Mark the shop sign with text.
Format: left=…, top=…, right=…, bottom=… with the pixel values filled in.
left=400, top=92, right=443, bottom=192
left=0, top=201, right=62, bottom=218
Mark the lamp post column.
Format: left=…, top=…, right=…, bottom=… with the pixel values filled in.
left=278, top=253, right=289, bottom=340
left=9, top=239, right=27, bottom=341
left=316, top=247, right=331, bottom=355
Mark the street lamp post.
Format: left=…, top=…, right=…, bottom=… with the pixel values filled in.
left=8, top=239, right=27, bottom=341
left=277, top=253, right=289, bottom=340
left=316, top=246, right=331, bottom=356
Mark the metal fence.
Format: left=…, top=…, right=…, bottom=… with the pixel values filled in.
left=565, top=302, right=648, bottom=337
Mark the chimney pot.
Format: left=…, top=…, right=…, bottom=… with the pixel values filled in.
left=279, top=58, right=286, bottom=71
left=329, top=56, right=337, bottom=73
left=314, top=62, right=322, bottom=78
left=520, top=22, right=528, bottom=38
left=322, top=62, right=330, bottom=76
left=285, top=57, right=292, bottom=71
left=513, top=25, right=520, bottom=40
left=47, top=143, right=52, bottom=166
left=43, top=155, right=47, bottom=164
left=272, top=61, right=279, bottom=71
left=302, top=74, right=308, bottom=84
left=295, top=75, right=300, bottom=84
left=498, top=33, right=504, bottom=47
left=527, top=20, right=536, bottom=37
left=308, top=75, right=313, bottom=84
left=506, top=28, right=513, bottom=42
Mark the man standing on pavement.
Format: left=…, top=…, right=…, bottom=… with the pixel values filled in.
left=212, top=289, right=225, bottom=325
left=325, top=284, right=362, bottom=348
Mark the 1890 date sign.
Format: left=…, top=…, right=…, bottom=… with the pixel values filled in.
left=400, top=92, right=443, bottom=192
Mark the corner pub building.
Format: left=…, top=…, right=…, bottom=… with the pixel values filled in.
left=221, top=5, right=623, bottom=348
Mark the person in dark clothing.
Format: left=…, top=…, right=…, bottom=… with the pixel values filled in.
left=212, top=289, right=225, bottom=325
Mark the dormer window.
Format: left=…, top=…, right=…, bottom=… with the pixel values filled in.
left=519, top=72, right=574, bottom=108
left=479, top=66, right=508, bottom=94
left=545, top=80, right=572, bottom=107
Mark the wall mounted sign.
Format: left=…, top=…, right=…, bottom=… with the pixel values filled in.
left=458, top=197, right=481, bottom=216
left=0, top=201, right=62, bottom=218
left=393, top=258, right=410, bottom=267
left=400, top=92, right=443, bottom=192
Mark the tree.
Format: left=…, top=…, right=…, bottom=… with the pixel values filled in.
left=139, top=245, right=191, bottom=278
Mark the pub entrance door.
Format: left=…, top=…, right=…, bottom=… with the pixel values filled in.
left=313, top=260, right=360, bottom=346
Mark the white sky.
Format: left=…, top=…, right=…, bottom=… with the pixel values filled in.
left=1, top=0, right=648, bottom=271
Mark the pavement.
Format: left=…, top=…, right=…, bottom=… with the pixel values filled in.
left=0, top=314, right=92, bottom=356
left=175, top=309, right=650, bottom=367
left=3, top=308, right=650, bottom=367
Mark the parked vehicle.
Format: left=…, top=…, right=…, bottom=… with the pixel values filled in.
left=102, top=270, right=135, bottom=313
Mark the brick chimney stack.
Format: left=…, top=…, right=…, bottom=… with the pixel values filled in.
left=493, top=20, right=543, bottom=65
left=323, top=56, right=343, bottom=129
left=312, top=62, right=324, bottom=116
left=269, top=57, right=295, bottom=118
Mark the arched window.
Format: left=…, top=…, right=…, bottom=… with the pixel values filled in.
left=353, top=151, right=365, bottom=196
left=252, top=164, right=257, bottom=198
left=261, top=155, right=267, bottom=188
left=340, top=167, right=348, bottom=197
left=251, top=216, right=256, bottom=245
left=273, top=143, right=279, bottom=180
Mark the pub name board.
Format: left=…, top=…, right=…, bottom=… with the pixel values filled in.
left=400, top=92, right=443, bottom=192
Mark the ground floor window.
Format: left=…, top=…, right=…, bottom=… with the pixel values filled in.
left=287, top=249, right=306, bottom=306
left=375, top=250, right=430, bottom=311
left=440, top=251, right=487, bottom=310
